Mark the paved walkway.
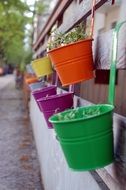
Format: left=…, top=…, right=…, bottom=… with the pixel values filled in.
left=0, top=75, right=43, bottom=190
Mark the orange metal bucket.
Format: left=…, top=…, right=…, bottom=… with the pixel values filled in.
left=25, top=76, right=38, bottom=84
left=48, top=39, right=94, bottom=86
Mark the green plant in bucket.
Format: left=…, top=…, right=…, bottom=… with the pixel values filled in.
left=57, top=106, right=101, bottom=121
left=48, top=23, right=88, bottom=50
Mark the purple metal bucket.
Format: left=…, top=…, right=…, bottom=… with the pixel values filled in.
left=38, top=92, right=74, bottom=128
left=32, top=85, right=57, bottom=110
left=43, top=110, right=56, bottom=129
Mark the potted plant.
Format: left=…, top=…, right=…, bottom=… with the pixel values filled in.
left=32, top=85, right=57, bottom=110
left=47, top=23, right=94, bottom=86
left=49, top=104, right=114, bottom=170
left=25, top=75, right=38, bottom=85
left=37, top=92, right=74, bottom=129
left=31, top=56, right=53, bottom=79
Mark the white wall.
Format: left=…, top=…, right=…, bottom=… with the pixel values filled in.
left=104, top=6, right=120, bottom=31
left=93, top=12, right=106, bottom=57
left=30, top=95, right=101, bottom=190
left=119, top=0, right=126, bottom=20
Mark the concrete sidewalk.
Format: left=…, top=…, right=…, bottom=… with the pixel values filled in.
left=0, top=75, right=43, bottom=190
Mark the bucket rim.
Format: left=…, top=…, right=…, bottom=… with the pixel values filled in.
left=35, top=70, right=53, bottom=78
left=37, top=92, right=73, bottom=103
left=32, top=85, right=56, bottom=95
left=48, top=38, right=93, bottom=54
left=49, top=104, right=114, bottom=124
left=69, top=159, right=114, bottom=171
left=32, top=56, right=51, bottom=64
left=29, top=81, right=44, bottom=86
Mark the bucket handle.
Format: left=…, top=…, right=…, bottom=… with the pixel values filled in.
left=55, top=108, right=60, bottom=113
left=90, top=0, right=96, bottom=38
left=108, top=21, right=126, bottom=106
left=90, top=0, right=115, bottom=37
left=55, top=72, right=75, bottom=93
left=55, top=73, right=59, bottom=86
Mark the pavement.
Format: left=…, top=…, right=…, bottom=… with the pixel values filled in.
left=0, top=75, right=43, bottom=190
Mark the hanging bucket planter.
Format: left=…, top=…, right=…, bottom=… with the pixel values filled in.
left=49, top=21, right=126, bottom=171
left=50, top=104, right=114, bottom=139
left=29, top=81, right=46, bottom=92
left=32, top=86, right=57, bottom=110
left=49, top=104, right=114, bottom=170
left=48, top=39, right=94, bottom=86
left=47, top=0, right=96, bottom=86
left=31, top=56, right=53, bottom=78
left=37, top=92, right=73, bottom=129
left=59, top=130, right=113, bottom=171
left=25, top=76, right=38, bottom=85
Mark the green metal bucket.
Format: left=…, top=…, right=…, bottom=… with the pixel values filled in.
left=50, top=104, right=114, bottom=139
left=49, top=104, right=114, bottom=170
left=59, top=131, right=114, bottom=171
left=49, top=22, right=126, bottom=170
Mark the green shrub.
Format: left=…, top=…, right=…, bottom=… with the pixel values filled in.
left=48, top=23, right=88, bottom=50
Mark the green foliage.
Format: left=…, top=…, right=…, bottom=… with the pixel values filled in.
left=0, top=0, right=29, bottom=14
left=24, top=50, right=33, bottom=65
left=0, top=0, right=30, bottom=66
left=35, top=0, right=48, bottom=15
left=57, top=107, right=101, bottom=121
left=48, top=23, right=88, bottom=50
left=0, top=0, right=49, bottom=68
